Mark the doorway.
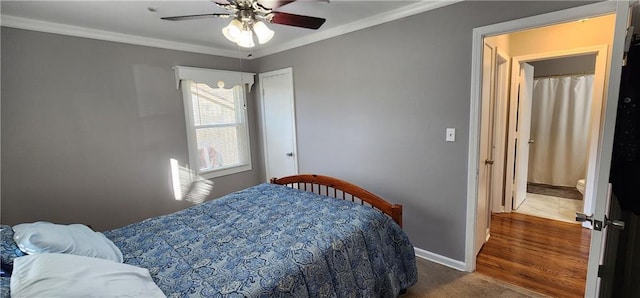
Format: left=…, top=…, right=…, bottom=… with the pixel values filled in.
left=476, top=13, right=614, bottom=294
left=504, top=45, right=609, bottom=226
left=517, top=54, right=597, bottom=223
left=466, top=1, right=630, bottom=297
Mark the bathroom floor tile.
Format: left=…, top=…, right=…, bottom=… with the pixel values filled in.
left=514, top=193, right=583, bottom=224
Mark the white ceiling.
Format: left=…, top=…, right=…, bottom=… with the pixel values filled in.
left=0, top=1, right=459, bottom=59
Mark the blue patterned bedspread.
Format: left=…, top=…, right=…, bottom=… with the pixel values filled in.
left=104, top=183, right=417, bottom=297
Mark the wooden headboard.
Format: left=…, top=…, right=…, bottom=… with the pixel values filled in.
left=270, top=174, right=403, bottom=228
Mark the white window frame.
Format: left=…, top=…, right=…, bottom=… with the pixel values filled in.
left=174, top=66, right=255, bottom=179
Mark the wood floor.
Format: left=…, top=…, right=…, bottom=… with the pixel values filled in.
left=476, top=213, right=591, bottom=298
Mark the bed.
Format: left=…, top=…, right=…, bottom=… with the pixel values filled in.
left=1, top=174, right=417, bottom=297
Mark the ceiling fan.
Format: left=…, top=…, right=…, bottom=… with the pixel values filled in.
left=161, top=0, right=326, bottom=48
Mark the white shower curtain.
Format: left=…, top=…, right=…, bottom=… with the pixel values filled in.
left=527, top=74, right=594, bottom=187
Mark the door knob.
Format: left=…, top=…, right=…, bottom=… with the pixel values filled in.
left=484, top=160, right=494, bottom=165
left=576, top=213, right=624, bottom=231
left=605, top=216, right=625, bottom=230
left=528, top=139, right=535, bottom=144
left=286, top=152, right=294, bottom=157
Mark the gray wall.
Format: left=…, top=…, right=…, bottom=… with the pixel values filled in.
left=1, top=28, right=262, bottom=231
left=530, top=54, right=597, bottom=77
left=254, top=1, right=594, bottom=260
left=1, top=1, right=596, bottom=261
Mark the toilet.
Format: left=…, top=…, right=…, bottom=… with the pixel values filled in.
left=576, top=179, right=586, bottom=195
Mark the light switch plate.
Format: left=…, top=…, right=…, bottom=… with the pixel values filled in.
left=446, top=128, right=456, bottom=142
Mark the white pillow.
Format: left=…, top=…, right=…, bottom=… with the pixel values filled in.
left=11, top=253, right=166, bottom=298
left=12, top=221, right=123, bottom=263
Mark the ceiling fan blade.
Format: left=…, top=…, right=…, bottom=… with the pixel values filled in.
left=256, top=0, right=296, bottom=9
left=270, top=12, right=326, bottom=29
left=161, top=13, right=230, bottom=21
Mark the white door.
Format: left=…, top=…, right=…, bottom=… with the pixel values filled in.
left=491, top=50, right=510, bottom=213
left=259, top=68, right=298, bottom=180
left=585, top=1, right=632, bottom=296
left=475, top=43, right=495, bottom=256
left=512, top=63, right=534, bottom=210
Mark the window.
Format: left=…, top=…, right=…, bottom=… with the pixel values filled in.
left=175, top=66, right=254, bottom=179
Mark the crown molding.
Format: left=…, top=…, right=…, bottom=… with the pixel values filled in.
left=0, top=15, right=247, bottom=59
left=0, top=1, right=460, bottom=60
left=250, top=0, right=463, bottom=58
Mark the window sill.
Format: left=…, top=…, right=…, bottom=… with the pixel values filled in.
left=199, top=164, right=252, bottom=179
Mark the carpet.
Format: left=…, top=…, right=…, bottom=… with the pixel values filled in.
left=404, top=258, right=548, bottom=298
left=527, top=183, right=583, bottom=200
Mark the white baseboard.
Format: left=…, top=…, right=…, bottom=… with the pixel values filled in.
left=414, top=246, right=467, bottom=271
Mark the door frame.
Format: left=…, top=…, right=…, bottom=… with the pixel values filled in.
left=503, top=45, right=609, bottom=216
left=258, top=67, right=299, bottom=182
left=465, top=3, right=627, bottom=297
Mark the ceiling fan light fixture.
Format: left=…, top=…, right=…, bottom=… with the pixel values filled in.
left=222, top=19, right=243, bottom=42
left=235, top=29, right=256, bottom=48
left=253, top=21, right=274, bottom=44
left=162, top=2, right=326, bottom=48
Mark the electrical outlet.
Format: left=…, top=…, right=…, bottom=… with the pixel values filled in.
left=446, top=128, right=456, bottom=142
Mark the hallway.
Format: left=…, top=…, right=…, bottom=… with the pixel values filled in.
left=476, top=213, right=591, bottom=298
